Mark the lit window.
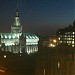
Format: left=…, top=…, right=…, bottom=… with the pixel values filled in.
left=13, top=35, right=15, bottom=39
left=17, top=35, right=19, bottom=38
left=12, top=43, right=15, bottom=45
left=58, top=37, right=60, bottom=40
left=73, top=32, right=74, bottom=34
left=52, top=45, right=55, bottom=47
left=49, top=44, right=56, bottom=47
left=72, top=45, right=74, bottom=47
left=72, top=41, right=74, bottom=44
left=69, top=38, right=71, bottom=40
left=14, top=34, right=16, bottom=36
left=68, top=41, right=71, bottom=43
left=9, top=36, right=11, bottom=39
left=28, top=50, right=31, bottom=54
left=32, top=36, right=35, bottom=39
left=1, top=35, right=3, bottom=38
left=26, top=36, right=29, bottom=39
left=29, top=36, right=32, bottom=39
left=59, top=41, right=62, bottom=43
left=58, top=62, right=60, bottom=68
left=35, top=36, right=38, bottom=39
left=50, top=44, right=53, bottom=46
left=5, top=44, right=7, bottom=46
left=71, top=36, right=72, bottom=37
left=73, top=39, right=74, bottom=40
left=5, top=36, right=7, bottom=38
left=65, top=35, right=66, bottom=37
left=67, top=41, right=69, bottom=43
left=73, top=35, right=74, bottom=37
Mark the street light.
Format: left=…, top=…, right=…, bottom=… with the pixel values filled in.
left=4, top=55, right=6, bottom=58
left=53, top=39, right=57, bottom=43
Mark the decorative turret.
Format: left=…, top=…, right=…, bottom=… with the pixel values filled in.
left=11, top=4, right=22, bottom=33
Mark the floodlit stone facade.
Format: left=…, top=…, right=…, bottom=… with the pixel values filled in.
left=0, top=8, right=39, bottom=54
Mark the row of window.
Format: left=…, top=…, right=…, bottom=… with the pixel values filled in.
left=59, top=37, right=75, bottom=41
left=26, top=46, right=38, bottom=54
left=59, top=41, right=75, bottom=44
left=59, top=41, right=75, bottom=47
left=59, top=32, right=75, bottom=35
left=59, top=35, right=74, bottom=38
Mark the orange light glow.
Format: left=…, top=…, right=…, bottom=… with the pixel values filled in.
left=0, top=70, right=5, bottom=73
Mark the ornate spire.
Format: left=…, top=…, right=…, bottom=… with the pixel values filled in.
left=11, top=3, right=22, bottom=33
left=14, top=4, right=21, bottom=27
left=16, top=4, right=19, bottom=17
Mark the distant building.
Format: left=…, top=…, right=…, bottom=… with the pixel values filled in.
left=48, top=35, right=57, bottom=47
left=35, top=21, right=75, bottom=75
left=0, top=7, right=39, bottom=54
left=38, top=35, right=57, bottom=48
left=56, top=21, right=75, bottom=47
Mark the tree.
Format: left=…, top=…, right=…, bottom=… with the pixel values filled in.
left=73, top=20, right=75, bottom=27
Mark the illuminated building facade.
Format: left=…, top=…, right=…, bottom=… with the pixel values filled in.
left=0, top=8, right=39, bottom=54
left=56, top=21, right=75, bottom=47
left=48, top=35, right=57, bottom=47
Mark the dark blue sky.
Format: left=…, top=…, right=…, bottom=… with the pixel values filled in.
left=0, top=0, right=74, bottom=35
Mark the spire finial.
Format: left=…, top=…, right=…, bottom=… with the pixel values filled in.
left=17, top=3, right=18, bottom=8
left=16, top=0, right=19, bottom=11
left=16, top=2, right=19, bottom=17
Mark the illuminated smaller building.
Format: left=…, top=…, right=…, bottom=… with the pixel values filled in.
left=56, top=20, right=75, bottom=47
left=48, top=35, right=57, bottom=47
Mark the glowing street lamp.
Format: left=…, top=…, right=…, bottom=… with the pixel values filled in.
left=53, top=39, right=57, bottom=43
left=4, top=55, right=6, bottom=58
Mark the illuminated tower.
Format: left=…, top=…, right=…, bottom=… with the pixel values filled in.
left=11, top=5, right=22, bottom=33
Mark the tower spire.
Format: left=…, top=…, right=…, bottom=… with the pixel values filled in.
left=11, top=3, right=22, bottom=33
left=16, top=3, right=19, bottom=17
left=17, top=3, right=18, bottom=8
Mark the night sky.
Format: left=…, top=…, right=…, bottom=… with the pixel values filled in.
left=0, top=0, right=74, bottom=35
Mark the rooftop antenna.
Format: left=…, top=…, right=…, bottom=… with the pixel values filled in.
left=16, top=0, right=19, bottom=11
left=17, top=3, right=18, bottom=9
left=16, top=1, right=19, bottom=17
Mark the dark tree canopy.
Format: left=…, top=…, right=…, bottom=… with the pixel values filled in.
left=73, top=20, right=75, bottom=27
